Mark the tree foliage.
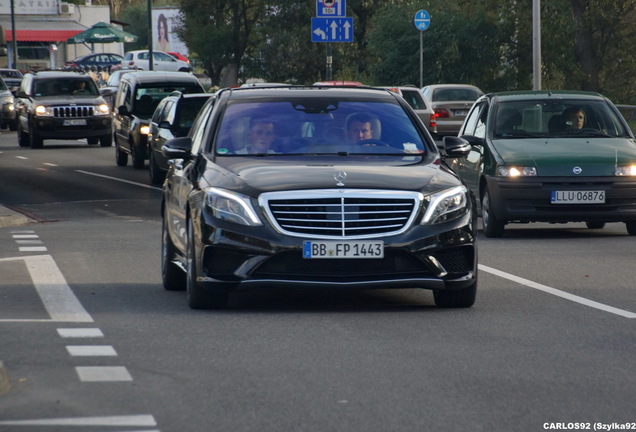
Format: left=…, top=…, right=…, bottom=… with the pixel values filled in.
left=116, top=0, right=636, bottom=103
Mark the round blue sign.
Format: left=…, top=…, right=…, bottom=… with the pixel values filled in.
left=413, top=10, right=431, bottom=31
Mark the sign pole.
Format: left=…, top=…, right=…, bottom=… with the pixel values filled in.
left=413, top=10, right=430, bottom=89
left=419, top=31, right=423, bottom=88
left=326, top=43, right=333, bottom=81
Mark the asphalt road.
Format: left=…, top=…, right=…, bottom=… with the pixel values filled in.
left=0, top=132, right=634, bottom=432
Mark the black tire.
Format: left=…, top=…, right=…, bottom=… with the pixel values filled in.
left=149, top=151, right=165, bottom=185
left=115, top=140, right=128, bottom=166
left=87, top=137, right=99, bottom=145
left=586, top=222, right=605, bottom=230
left=99, top=134, right=112, bottom=147
left=30, top=130, right=43, bottom=149
left=162, top=212, right=186, bottom=291
left=17, top=124, right=29, bottom=147
left=625, top=222, right=636, bottom=236
left=481, top=188, right=505, bottom=238
left=186, top=219, right=229, bottom=309
left=132, top=141, right=145, bottom=169
left=433, top=278, right=477, bottom=308
left=9, top=120, right=17, bottom=132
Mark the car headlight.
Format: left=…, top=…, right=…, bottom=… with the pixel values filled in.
left=204, top=188, right=263, bottom=226
left=95, top=103, right=110, bottom=116
left=421, top=186, right=469, bottom=224
left=615, top=165, right=636, bottom=176
left=35, top=105, right=54, bottom=117
left=497, top=166, right=537, bottom=177
left=140, top=125, right=150, bottom=135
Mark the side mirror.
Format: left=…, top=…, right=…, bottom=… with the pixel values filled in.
left=15, top=90, right=28, bottom=98
left=100, top=88, right=114, bottom=96
left=443, top=136, right=472, bottom=158
left=162, top=136, right=192, bottom=160
left=158, top=120, right=172, bottom=129
left=117, top=105, right=129, bottom=115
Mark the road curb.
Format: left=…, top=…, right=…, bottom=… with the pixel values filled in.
left=0, top=205, right=34, bottom=228
left=0, top=361, right=10, bottom=396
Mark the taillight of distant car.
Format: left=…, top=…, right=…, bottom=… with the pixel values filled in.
left=434, top=108, right=451, bottom=118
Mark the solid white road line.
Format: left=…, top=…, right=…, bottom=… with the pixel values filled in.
left=479, top=264, right=636, bottom=319
left=75, top=169, right=162, bottom=191
left=0, top=255, right=93, bottom=322
left=75, top=366, right=133, bottom=382
left=66, top=345, right=117, bottom=356
left=0, top=414, right=156, bottom=427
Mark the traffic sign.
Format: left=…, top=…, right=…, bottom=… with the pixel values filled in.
left=413, top=10, right=431, bottom=31
left=316, top=0, right=346, bottom=18
left=311, top=17, right=353, bottom=43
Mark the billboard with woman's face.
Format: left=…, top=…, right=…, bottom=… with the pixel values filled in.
left=152, top=7, right=188, bottom=56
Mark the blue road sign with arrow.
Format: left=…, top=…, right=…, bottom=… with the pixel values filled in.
left=312, top=17, right=353, bottom=42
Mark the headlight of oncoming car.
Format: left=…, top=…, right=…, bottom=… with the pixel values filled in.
left=95, top=103, right=110, bottom=116
left=497, top=166, right=537, bottom=177
left=204, top=188, right=263, bottom=226
left=35, top=105, right=54, bottom=117
left=615, top=164, right=636, bottom=176
left=139, top=125, right=150, bottom=135
left=421, top=186, right=468, bottom=225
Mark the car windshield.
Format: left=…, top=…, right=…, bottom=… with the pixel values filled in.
left=212, top=99, right=427, bottom=156
left=133, top=85, right=202, bottom=117
left=0, top=70, right=22, bottom=78
left=493, top=99, right=630, bottom=138
left=33, top=79, right=98, bottom=96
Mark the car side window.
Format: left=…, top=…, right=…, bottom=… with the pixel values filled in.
left=462, top=101, right=487, bottom=137
left=163, top=100, right=177, bottom=124
left=190, top=100, right=215, bottom=154
left=152, top=99, right=169, bottom=123
left=473, top=103, right=488, bottom=139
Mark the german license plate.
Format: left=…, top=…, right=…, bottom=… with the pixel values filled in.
left=551, top=190, right=605, bottom=204
left=452, top=109, right=468, bottom=116
left=63, top=119, right=87, bottom=126
left=303, top=240, right=384, bottom=259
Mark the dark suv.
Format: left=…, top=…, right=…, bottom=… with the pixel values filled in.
left=148, top=91, right=212, bottom=184
left=112, top=71, right=205, bottom=169
left=15, top=71, right=112, bottom=148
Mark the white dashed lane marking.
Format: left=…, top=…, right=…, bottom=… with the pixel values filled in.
left=76, top=366, right=133, bottom=382
left=66, top=345, right=118, bottom=356
left=57, top=328, right=104, bottom=338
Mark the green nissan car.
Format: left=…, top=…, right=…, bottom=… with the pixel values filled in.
left=446, top=90, right=636, bottom=237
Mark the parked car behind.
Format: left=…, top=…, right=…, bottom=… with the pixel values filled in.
left=120, top=50, right=192, bottom=72
left=448, top=90, right=636, bottom=237
left=421, top=84, right=484, bottom=138
left=380, top=86, right=437, bottom=137
left=160, top=86, right=477, bottom=309
left=148, top=91, right=211, bottom=184
left=113, top=71, right=204, bottom=168
left=0, top=68, right=24, bottom=93
left=0, top=77, right=17, bottom=130
left=64, top=53, right=123, bottom=72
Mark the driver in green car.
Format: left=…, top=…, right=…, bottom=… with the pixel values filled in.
left=563, top=106, right=586, bottom=130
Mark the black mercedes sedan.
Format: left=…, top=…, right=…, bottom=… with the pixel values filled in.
left=161, top=85, right=477, bottom=309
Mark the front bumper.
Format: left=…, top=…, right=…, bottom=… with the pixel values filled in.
left=32, top=116, right=112, bottom=139
left=192, top=210, right=477, bottom=293
left=486, top=176, right=636, bottom=223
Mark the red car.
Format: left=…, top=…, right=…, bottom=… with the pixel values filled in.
left=167, top=52, right=189, bottom=63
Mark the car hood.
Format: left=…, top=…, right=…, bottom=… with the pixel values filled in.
left=205, top=157, right=458, bottom=195
left=492, top=137, right=636, bottom=176
left=32, top=95, right=107, bottom=105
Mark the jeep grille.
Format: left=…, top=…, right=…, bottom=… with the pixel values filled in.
left=53, top=106, right=95, bottom=118
left=259, top=189, right=422, bottom=239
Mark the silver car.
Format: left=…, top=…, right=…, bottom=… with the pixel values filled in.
left=380, top=86, right=437, bottom=137
left=421, top=84, right=483, bottom=138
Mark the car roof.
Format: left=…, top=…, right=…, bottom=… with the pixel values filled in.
left=122, top=71, right=201, bottom=84
left=220, top=85, right=398, bottom=102
left=485, top=90, right=606, bottom=102
left=423, top=83, right=482, bottom=90
left=27, top=71, right=92, bottom=79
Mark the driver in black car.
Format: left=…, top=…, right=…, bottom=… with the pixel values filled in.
left=346, top=113, right=375, bottom=143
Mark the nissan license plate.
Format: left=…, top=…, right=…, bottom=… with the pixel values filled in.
left=303, top=240, right=384, bottom=259
left=551, top=190, right=605, bottom=204
left=63, top=119, right=87, bottom=126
